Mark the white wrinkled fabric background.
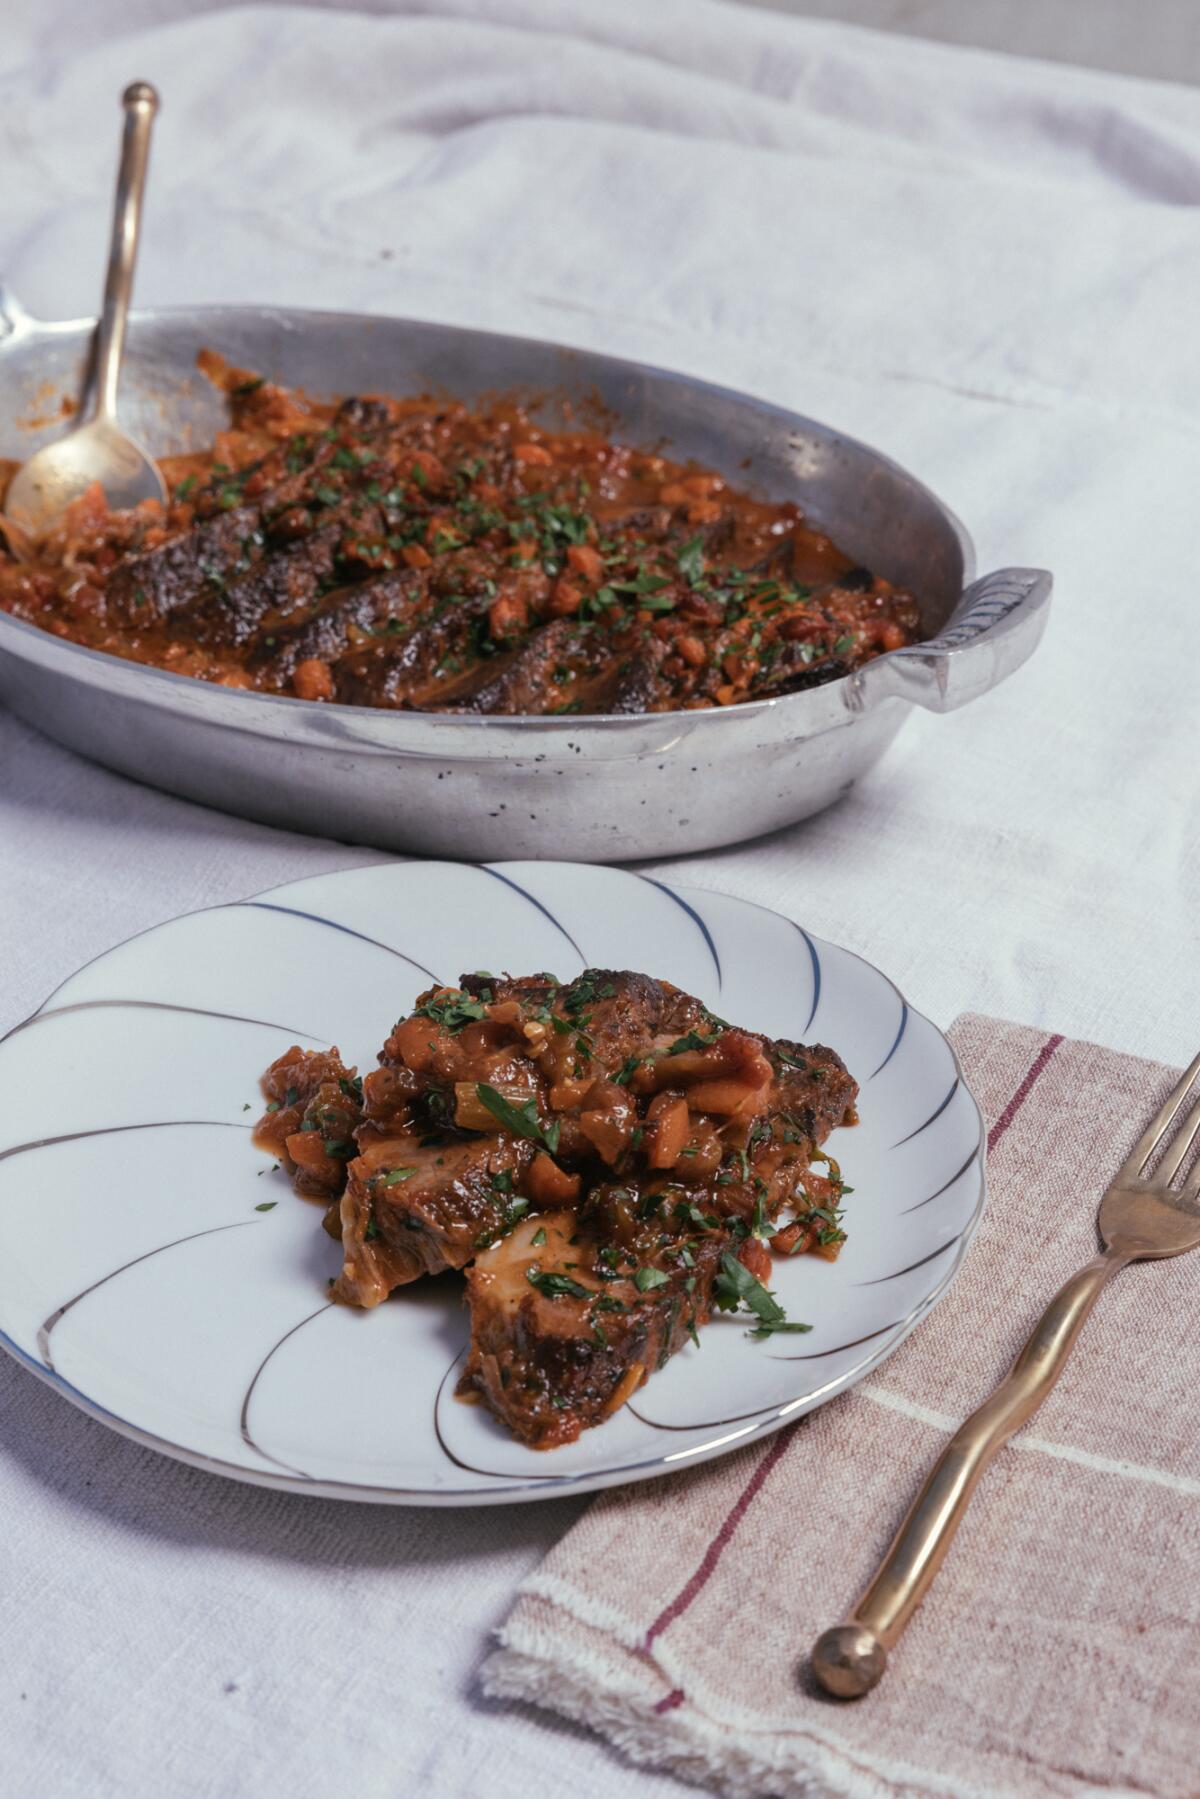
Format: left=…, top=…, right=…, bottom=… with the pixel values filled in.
left=0, top=3, right=1197, bottom=1795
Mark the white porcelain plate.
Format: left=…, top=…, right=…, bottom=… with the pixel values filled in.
left=0, top=862, right=985, bottom=1506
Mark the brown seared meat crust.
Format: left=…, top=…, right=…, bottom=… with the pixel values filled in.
left=254, top=968, right=858, bottom=1449
left=0, top=352, right=921, bottom=713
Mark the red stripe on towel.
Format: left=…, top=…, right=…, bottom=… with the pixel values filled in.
left=987, top=1033, right=1063, bottom=1154
left=644, top=1423, right=798, bottom=1649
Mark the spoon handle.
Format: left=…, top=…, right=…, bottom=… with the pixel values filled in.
left=94, top=81, right=159, bottom=422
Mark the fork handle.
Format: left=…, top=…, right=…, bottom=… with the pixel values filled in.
left=811, top=1244, right=1128, bottom=1698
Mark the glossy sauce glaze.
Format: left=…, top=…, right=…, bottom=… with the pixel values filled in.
left=0, top=353, right=921, bottom=714
left=254, top=967, right=859, bottom=1449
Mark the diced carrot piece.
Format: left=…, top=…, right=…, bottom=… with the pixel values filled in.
left=401, top=543, right=432, bottom=568
left=566, top=544, right=603, bottom=583
left=683, top=1078, right=764, bottom=1117
left=658, top=482, right=688, bottom=505
left=578, top=1107, right=632, bottom=1165
left=770, top=1221, right=812, bottom=1257
left=644, top=1093, right=690, bottom=1167
left=406, top=450, right=446, bottom=488
left=549, top=1077, right=593, bottom=1111
left=513, top=442, right=554, bottom=466
left=687, top=499, right=722, bottom=525
left=676, top=634, right=707, bottom=668
left=878, top=620, right=906, bottom=651
left=548, top=577, right=583, bottom=617
left=390, top=1015, right=440, bottom=1074
left=489, top=592, right=529, bottom=638
left=811, top=1236, right=844, bottom=1262
left=292, top=657, right=334, bottom=701
left=285, top=1131, right=340, bottom=1175
left=527, top=1152, right=581, bottom=1206
left=738, top=1237, right=773, bottom=1283
left=682, top=472, right=725, bottom=499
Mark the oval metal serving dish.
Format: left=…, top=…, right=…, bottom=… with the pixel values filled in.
left=0, top=291, right=1051, bottom=861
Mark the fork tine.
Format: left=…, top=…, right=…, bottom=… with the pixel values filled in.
left=1159, top=1091, right=1200, bottom=1187
left=1120, top=1049, right=1200, bottom=1179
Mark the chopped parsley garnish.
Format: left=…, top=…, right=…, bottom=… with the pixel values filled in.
left=530, top=1226, right=547, bottom=1248
left=474, top=1196, right=530, bottom=1248
left=677, top=535, right=707, bottom=587
left=254, top=1201, right=277, bottom=1213
left=381, top=1166, right=417, bottom=1186
left=713, top=1252, right=812, bottom=1338
left=525, top=1267, right=592, bottom=1301
left=803, top=1203, right=847, bottom=1247
left=414, top=991, right=489, bottom=1032
left=634, top=1267, right=670, bottom=1293
left=672, top=1199, right=720, bottom=1231
left=475, top=1083, right=561, bottom=1155
left=609, top=570, right=670, bottom=598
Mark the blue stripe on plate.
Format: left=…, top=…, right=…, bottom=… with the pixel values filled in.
left=891, top=1077, right=960, bottom=1149
left=640, top=878, right=722, bottom=989
left=2, top=999, right=324, bottom=1045
left=794, top=923, right=821, bottom=1032
left=240, top=903, right=440, bottom=983
left=0, top=1119, right=252, bottom=1165
left=869, top=1000, right=908, bottom=1081
left=39, top=1219, right=259, bottom=1370
left=480, top=867, right=586, bottom=967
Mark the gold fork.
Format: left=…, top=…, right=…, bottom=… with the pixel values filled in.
left=811, top=1049, right=1200, bottom=1698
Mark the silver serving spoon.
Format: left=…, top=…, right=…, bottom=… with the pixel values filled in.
left=5, top=81, right=164, bottom=539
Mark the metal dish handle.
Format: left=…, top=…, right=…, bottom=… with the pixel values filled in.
left=0, top=284, right=33, bottom=342
left=857, top=566, right=1052, bottom=713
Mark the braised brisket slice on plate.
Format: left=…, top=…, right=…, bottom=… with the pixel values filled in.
left=255, top=968, right=858, bottom=1448
left=459, top=1204, right=730, bottom=1450
left=335, top=1132, right=536, bottom=1308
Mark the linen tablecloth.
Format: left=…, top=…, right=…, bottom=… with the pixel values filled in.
left=1, top=3, right=1197, bottom=1794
